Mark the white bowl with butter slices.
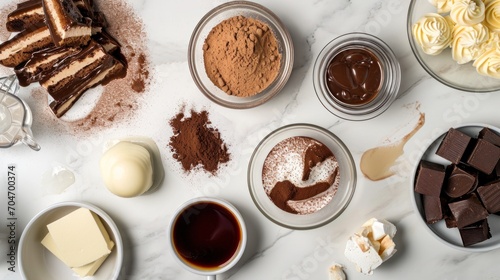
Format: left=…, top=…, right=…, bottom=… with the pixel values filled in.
left=19, top=201, right=123, bottom=280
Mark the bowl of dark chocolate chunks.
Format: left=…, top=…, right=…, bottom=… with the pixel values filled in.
left=412, top=124, right=500, bottom=251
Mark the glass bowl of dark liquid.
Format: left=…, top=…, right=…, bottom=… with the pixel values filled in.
left=313, top=32, right=401, bottom=121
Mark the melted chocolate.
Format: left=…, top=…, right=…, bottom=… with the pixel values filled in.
left=326, top=48, right=382, bottom=106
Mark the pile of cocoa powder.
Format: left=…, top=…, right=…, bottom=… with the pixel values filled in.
left=203, top=15, right=281, bottom=97
left=169, top=108, right=230, bottom=175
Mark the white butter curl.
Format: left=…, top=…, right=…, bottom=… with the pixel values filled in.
left=451, top=23, right=490, bottom=64
left=484, top=0, right=500, bottom=31
left=429, top=0, right=456, bottom=14
left=473, top=46, right=500, bottom=78
left=413, top=13, right=454, bottom=55
left=450, top=0, right=486, bottom=26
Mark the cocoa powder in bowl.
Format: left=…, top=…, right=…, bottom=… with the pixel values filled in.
left=203, top=15, right=281, bottom=97
left=262, top=136, right=341, bottom=214
left=169, top=108, right=230, bottom=174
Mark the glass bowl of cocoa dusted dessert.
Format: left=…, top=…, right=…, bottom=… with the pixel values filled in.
left=188, top=1, right=294, bottom=109
left=313, top=32, right=401, bottom=121
left=408, top=0, right=500, bottom=92
left=412, top=123, right=500, bottom=252
left=247, top=123, right=356, bottom=229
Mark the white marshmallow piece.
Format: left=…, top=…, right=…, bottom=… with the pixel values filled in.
left=345, top=218, right=397, bottom=275
left=344, top=236, right=382, bottom=275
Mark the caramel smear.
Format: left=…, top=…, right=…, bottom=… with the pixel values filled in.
left=360, top=112, right=425, bottom=181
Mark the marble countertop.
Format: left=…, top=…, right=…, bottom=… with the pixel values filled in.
left=1, top=0, right=500, bottom=279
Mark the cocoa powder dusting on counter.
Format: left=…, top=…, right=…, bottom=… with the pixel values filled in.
left=203, top=16, right=281, bottom=97
left=169, top=109, right=230, bottom=174
left=0, top=3, right=15, bottom=41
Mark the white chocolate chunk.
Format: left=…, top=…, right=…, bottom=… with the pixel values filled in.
left=328, top=263, right=346, bottom=280
left=363, top=218, right=397, bottom=240
left=100, top=141, right=153, bottom=197
left=344, top=218, right=397, bottom=275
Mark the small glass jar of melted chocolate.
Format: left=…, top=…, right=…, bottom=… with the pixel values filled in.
left=313, top=33, right=401, bottom=121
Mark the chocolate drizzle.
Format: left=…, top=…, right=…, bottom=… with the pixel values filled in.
left=43, top=41, right=125, bottom=117
left=42, top=0, right=92, bottom=47
left=14, top=46, right=80, bottom=86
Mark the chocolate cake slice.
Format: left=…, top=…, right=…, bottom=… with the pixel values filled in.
left=42, top=0, right=92, bottom=47
left=0, top=24, right=53, bottom=67
left=40, top=40, right=125, bottom=117
left=6, top=0, right=45, bottom=32
left=14, top=46, right=81, bottom=86
left=49, top=58, right=125, bottom=117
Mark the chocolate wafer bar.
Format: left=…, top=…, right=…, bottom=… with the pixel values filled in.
left=42, top=0, right=92, bottom=47
left=6, top=0, right=44, bottom=32
left=0, top=24, right=53, bottom=67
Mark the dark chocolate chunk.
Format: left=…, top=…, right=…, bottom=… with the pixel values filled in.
left=477, top=180, right=500, bottom=213
left=478, top=127, right=500, bottom=147
left=466, top=138, right=500, bottom=175
left=444, top=164, right=478, bottom=198
left=436, top=128, right=472, bottom=164
left=423, top=195, right=444, bottom=224
left=458, top=219, right=491, bottom=247
left=415, top=160, right=446, bottom=196
left=448, top=193, right=489, bottom=228
left=445, top=215, right=457, bottom=228
left=494, top=160, right=500, bottom=178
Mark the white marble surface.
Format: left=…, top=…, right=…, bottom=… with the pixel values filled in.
left=1, top=0, right=500, bottom=279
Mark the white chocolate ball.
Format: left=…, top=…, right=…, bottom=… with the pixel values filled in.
left=100, top=142, right=153, bottom=197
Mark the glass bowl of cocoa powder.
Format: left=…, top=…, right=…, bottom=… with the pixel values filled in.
left=188, top=1, right=294, bottom=109
left=247, top=123, right=356, bottom=229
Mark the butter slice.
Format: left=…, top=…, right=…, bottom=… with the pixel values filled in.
left=72, top=240, right=114, bottom=277
left=42, top=232, right=114, bottom=277
left=46, top=208, right=112, bottom=267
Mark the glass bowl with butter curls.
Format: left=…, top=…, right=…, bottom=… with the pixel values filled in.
left=188, top=1, right=294, bottom=109
left=408, top=0, right=500, bottom=92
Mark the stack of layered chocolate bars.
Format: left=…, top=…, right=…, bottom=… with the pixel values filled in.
left=0, top=0, right=126, bottom=117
